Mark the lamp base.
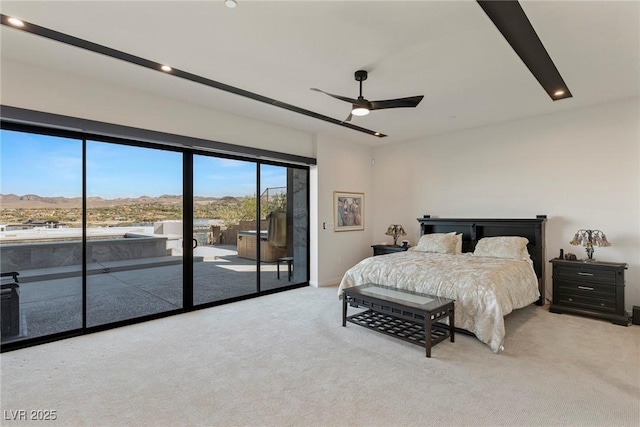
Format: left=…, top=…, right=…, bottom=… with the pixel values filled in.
left=585, top=246, right=594, bottom=260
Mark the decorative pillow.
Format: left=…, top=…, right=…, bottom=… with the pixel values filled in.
left=413, top=233, right=459, bottom=254
left=448, top=232, right=463, bottom=254
left=473, top=236, right=530, bottom=260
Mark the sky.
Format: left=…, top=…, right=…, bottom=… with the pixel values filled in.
left=0, top=130, right=286, bottom=199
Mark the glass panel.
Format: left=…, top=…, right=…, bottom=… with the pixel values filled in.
left=259, top=165, right=288, bottom=290
left=1, top=130, right=83, bottom=342
left=85, top=141, right=183, bottom=327
left=260, top=165, right=308, bottom=290
left=193, top=155, right=257, bottom=305
left=289, top=168, right=309, bottom=284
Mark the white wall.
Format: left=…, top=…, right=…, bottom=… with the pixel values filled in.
left=371, top=98, right=640, bottom=311
left=1, top=59, right=315, bottom=158
left=312, top=134, right=374, bottom=287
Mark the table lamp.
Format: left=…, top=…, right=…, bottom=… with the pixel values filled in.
left=385, top=224, right=406, bottom=246
left=569, top=229, right=610, bottom=261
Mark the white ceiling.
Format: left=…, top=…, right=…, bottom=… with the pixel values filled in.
left=1, top=0, right=639, bottom=146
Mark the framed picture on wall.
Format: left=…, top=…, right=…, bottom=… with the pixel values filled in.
left=334, top=191, right=364, bottom=231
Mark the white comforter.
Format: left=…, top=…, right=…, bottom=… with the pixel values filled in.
left=338, top=251, right=540, bottom=353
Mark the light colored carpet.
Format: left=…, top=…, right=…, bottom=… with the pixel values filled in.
left=1, top=285, right=639, bottom=427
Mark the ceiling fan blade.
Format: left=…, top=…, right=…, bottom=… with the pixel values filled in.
left=343, top=112, right=353, bottom=122
left=369, top=95, right=424, bottom=111
left=310, top=88, right=358, bottom=105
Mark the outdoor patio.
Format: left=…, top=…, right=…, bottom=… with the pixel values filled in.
left=2, top=245, right=302, bottom=343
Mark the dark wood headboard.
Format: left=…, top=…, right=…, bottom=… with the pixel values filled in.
left=417, top=215, right=547, bottom=305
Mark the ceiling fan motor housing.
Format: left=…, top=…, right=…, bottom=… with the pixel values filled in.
left=354, top=70, right=368, bottom=82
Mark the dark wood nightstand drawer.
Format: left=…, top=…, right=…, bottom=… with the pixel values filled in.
left=554, top=292, right=617, bottom=312
left=555, top=280, right=617, bottom=300
left=554, top=264, right=617, bottom=284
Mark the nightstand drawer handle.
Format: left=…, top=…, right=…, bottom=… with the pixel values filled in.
left=577, top=272, right=594, bottom=276
left=577, top=286, right=594, bottom=291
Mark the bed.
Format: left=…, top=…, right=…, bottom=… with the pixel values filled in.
left=338, top=216, right=547, bottom=353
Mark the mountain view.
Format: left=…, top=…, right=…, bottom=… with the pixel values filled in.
left=0, top=193, right=255, bottom=227
left=0, top=193, right=284, bottom=228
left=0, top=193, right=240, bottom=209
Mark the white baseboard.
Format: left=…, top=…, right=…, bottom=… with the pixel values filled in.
left=309, top=277, right=342, bottom=288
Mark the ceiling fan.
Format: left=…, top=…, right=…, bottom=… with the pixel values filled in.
left=311, top=70, right=424, bottom=122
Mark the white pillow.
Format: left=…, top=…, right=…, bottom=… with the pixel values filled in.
left=473, top=236, right=530, bottom=260
left=448, top=232, right=463, bottom=254
left=413, top=233, right=459, bottom=254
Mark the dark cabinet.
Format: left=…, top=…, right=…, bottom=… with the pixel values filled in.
left=371, top=245, right=409, bottom=256
left=1, top=272, right=20, bottom=338
left=549, top=258, right=629, bottom=326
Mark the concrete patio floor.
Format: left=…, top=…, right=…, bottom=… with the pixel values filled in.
left=2, top=245, right=303, bottom=344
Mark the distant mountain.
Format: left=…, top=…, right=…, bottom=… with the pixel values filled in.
left=1, top=193, right=81, bottom=203
left=0, top=194, right=242, bottom=208
left=0, top=193, right=83, bottom=208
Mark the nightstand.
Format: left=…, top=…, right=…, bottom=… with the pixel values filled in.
left=549, top=258, right=629, bottom=326
left=371, top=244, right=409, bottom=256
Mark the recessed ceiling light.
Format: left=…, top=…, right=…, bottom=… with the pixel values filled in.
left=7, top=17, right=25, bottom=27
left=553, top=90, right=565, bottom=97
left=224, top=0, right=237, bottom=8
left=161, top=65, right=172, bottom=72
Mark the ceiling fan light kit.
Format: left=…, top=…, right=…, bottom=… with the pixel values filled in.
left=351, top=107, right=370, bottom=117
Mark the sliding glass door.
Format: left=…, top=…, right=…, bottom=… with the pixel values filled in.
left=1, top=123, right=309, bottom=350
left=259, top=164, right=308, bottom=290
left=85, top=141, right=183, bottom=327
left=192, top=155, right=258, bottom=305
left=0, top=130, right=83, bottom=343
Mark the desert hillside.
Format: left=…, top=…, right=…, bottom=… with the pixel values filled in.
left=0, top=194, right=239, bottom=209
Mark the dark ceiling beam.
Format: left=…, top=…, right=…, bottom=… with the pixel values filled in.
left=0, top=14, right=387, bottom=138
left=477, top=1, right=572, bottom=101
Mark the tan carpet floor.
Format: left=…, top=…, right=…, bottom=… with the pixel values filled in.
left=1, top=285, right=639, bottom=427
